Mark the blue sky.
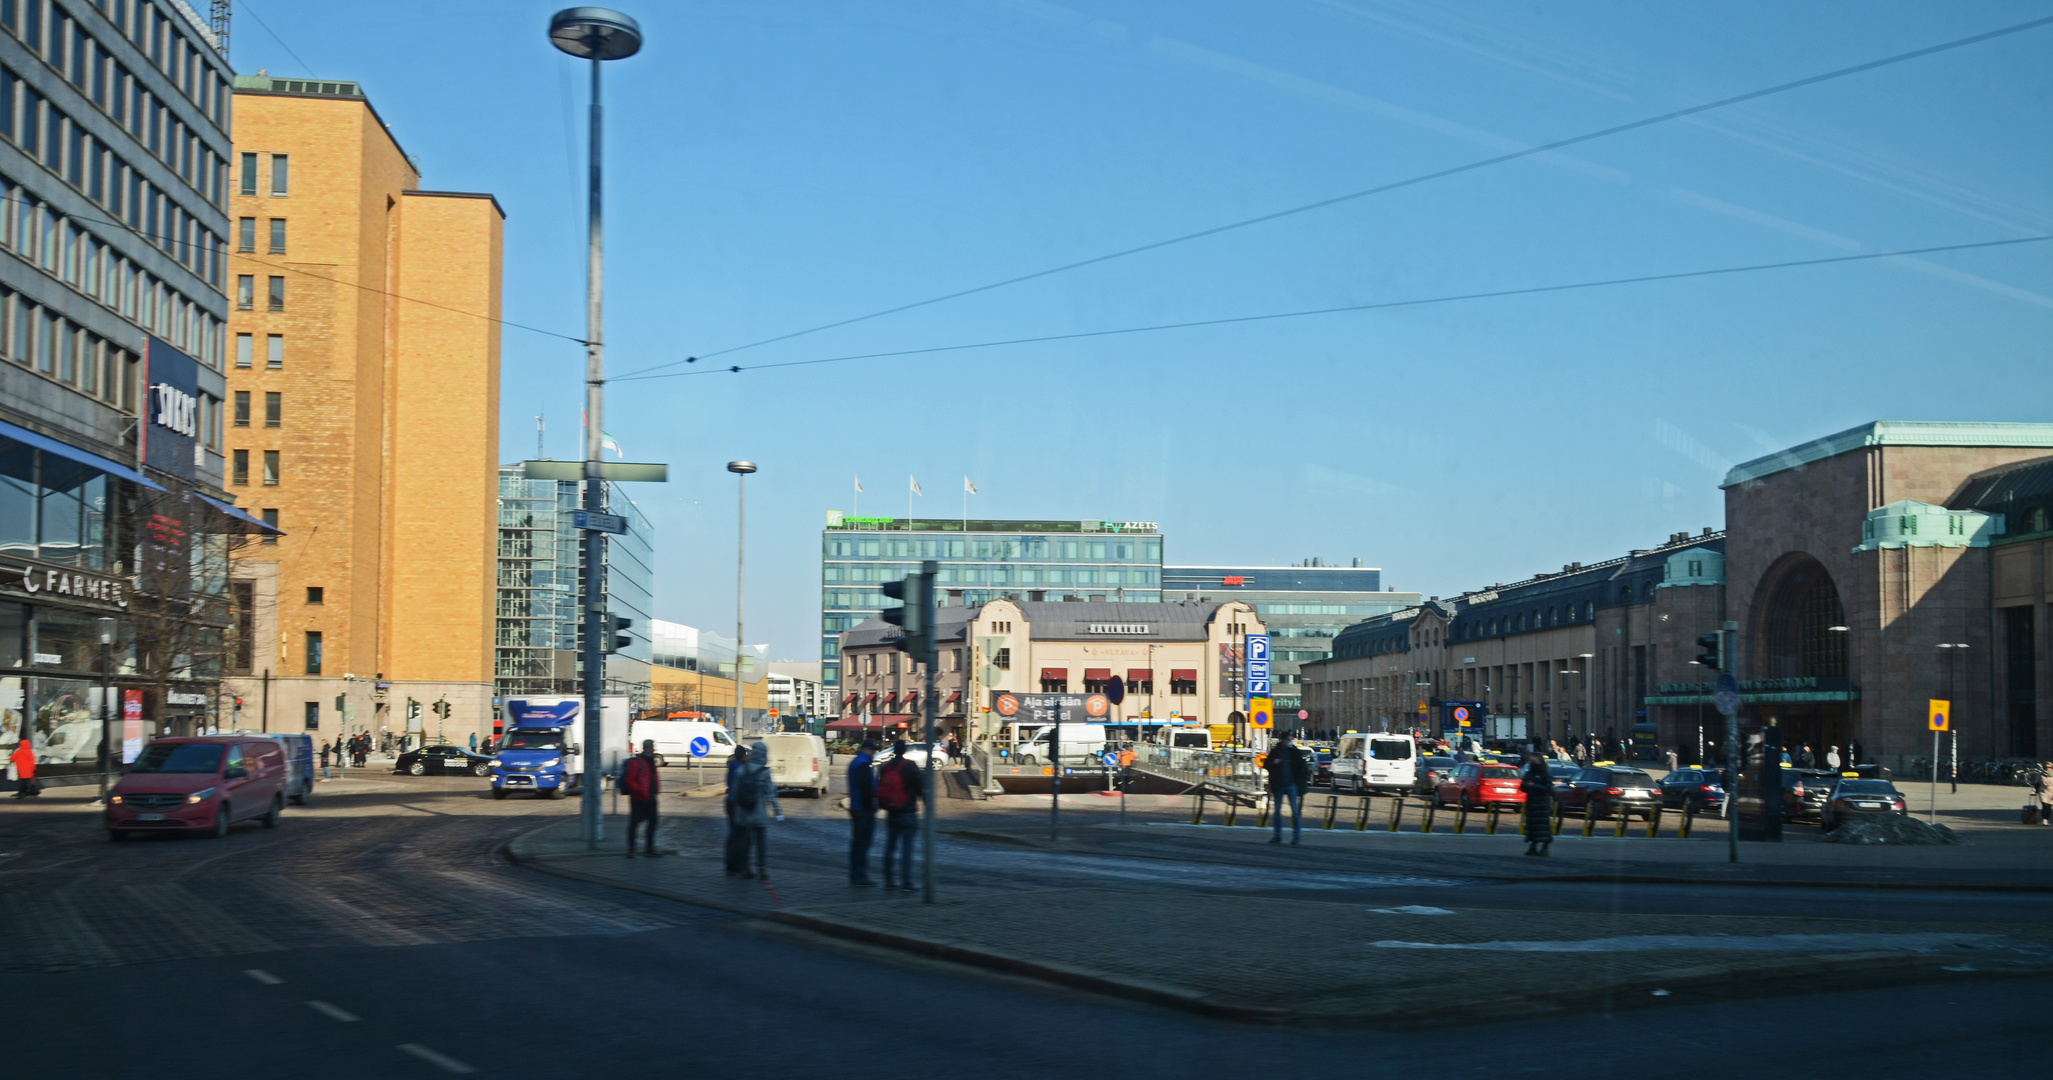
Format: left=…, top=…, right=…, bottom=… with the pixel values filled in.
left=234, top=0, right=2053, bottom=659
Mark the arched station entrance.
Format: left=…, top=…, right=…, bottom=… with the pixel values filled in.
left=1749, top=554, right=1855, bottom=760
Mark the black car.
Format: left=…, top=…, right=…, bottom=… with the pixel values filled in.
left=1819, top=778, right=1908, bottom=830
left=396, top=744, right=493, bottom=777
left=1557, top=766, right=1662, bottom=820
left=1657, top=768, right=1727, bottom=813
left=1308, top=746, right=1336, bottom=786
left=1777, top=767, right=1835, bottom=822
left=1411, top=756, right=1459, bottom=798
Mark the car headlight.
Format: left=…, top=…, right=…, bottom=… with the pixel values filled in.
left=109, top=794, right=123, bottom=804
left=540, top=757, right=561, bottom=767
left=186, top=787, right=218, bottom=804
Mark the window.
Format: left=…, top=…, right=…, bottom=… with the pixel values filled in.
left=266, top=334, right=283, bottom=368
left=307, top=586, right=323, bottom=605
left=268, top=218, right=285, bottom=254
left=304, top=702, right=320, bottom=730
left=269, top=153, right=288, bottom=195
left=949, top=648, right=962, bottom=672
left=262, top=449, right=278, bottom=485
left=239, top=151, right=256, bottom=195
left=261, top=508, right=278, bottom=544
left=230, top=580, right=255, bottom=674
left=231, top=448, right=247, bottom=485
left=236, top=216, right=253, bottom=251
left=1040, top=668, right=1068, bottom=693
left=233, top=389, right=249, bottom=426
left=993, top=647, right=1010, bottom=669
left=235, top=332, right=251, bottom=367
left=266, top=276, right=283, bottom=310
left=304, top=630, right=322, bottom=674
left=264, top=391, right=280, bottom=427
left=235, top=274, right=251, bottom=309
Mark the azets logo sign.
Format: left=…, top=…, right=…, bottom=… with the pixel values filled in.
left=152, top=382, right=197, bottom=437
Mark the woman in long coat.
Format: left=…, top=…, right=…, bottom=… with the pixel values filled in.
left=1520, top=753, right=1552, bottom=856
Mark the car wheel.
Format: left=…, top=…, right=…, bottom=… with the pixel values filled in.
left=262, top=794, right=282, bottom=828
left=548, top=784, right=567, bottom=800
left=652, top=755, right=666, bottom=768
left=492, top=787, right=508, bottom=800
left=289, top=791, right=307, bottom=806
left=473, top=762, right=491, bottom=777
left=408, top=761, right=427, bottom=776
left=211, top=803, right=232, bottom=839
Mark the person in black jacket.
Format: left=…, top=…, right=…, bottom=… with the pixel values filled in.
left=847, top=739, right=880, bottom=887
left=1520, top=753, right=1554, bottom=856
left=1265, top=733, right=1311, bottom=845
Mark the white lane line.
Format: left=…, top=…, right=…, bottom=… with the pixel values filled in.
left=244, top=968, right=284, bottom=985
left=399, top=1043, right=477, bottom=1074
left=306, top=1000, right=359, bottom=1022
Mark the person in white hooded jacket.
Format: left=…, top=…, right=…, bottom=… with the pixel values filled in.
left=730, top=741, right=783, bottom=880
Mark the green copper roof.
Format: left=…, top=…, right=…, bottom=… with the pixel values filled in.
left=1722, top=421, right=2053, bottom=489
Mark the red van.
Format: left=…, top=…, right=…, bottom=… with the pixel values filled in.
left=106, top=736, right=288, bottom=840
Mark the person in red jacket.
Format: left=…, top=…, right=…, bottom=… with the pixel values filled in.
left=10, top=738, right=39, bottom=798
left=621, top=739, right=662, bottom=858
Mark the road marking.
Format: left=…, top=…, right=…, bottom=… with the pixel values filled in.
left=306, top=1000, right=358, bottom=1022
left=399, top=1043, right=477, bottom=1074
left=244, top=968, right=284, bottom=985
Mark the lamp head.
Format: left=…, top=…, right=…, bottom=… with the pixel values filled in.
left=727, top=461, right=757, bottom=474
left=549, top=7, right=643, bottom=60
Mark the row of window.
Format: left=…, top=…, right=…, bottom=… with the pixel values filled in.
left=823, top=563, right=1159, bottom=586
left=5, top=0, right=229, bottom=121
left=0, top=285, right=136, bottom=406
left=825, top=537, right=1161, bottom=561
left=229, top=447, right=277, bottom=486
left=233, top=273, right=282, bottom=310
left=235, top=214, right=284, bottom=253
left=230, top=389, right=279, bottom=426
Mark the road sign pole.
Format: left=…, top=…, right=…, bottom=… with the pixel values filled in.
left=918, top=560, right=938, bottom=903
left=1930, top=728, right=1938, bottom=824
left=1715, top=623, right=1739, bottom=865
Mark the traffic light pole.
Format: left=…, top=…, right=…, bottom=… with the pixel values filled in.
left=1723, top=623, right=1738, bottom=865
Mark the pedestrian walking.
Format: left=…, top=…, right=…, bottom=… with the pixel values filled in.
left=1520, top=753, right=1553, bottom=856
left=723, top=745, right=750, bottom=876
left=2031, top=763, right=2053, bottom=826
left=1264, top=732, right=1310, bottom=845
left=9, top=737, right=39, bottom=798
left=1665, top=748, right=1679, bottom=772
left=318, top=741, right=332, bottom=779
left=877, top=740, right=923, bottom=891
left=468, top=732, right=478, bottom=753
left=729, top=742, right=782, bottom=880
left=847, top=739, right=879, bottom=886
left=622, top=739, right=661, bottom=858
left=1825, top=745, right=1842, bottom=770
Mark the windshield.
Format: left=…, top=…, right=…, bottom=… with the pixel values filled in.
left=502, top=732, right=565, bottom=751
left=1613, top=773, right=1655, bottom=787
left=129, top=743, right=224, bottom=773
left=1480, top=766, right=1520, bottom=779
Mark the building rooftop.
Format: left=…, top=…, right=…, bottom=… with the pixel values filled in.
left=1722, top=421, right=2053, bottom=489
left=825, top=513, right=1157, bottom=534
left=842, top=599, right=1242, bottom=648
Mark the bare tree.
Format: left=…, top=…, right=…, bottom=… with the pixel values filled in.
left=124, top=481, right=249, bottom=733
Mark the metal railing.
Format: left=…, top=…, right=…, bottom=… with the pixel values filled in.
left=1132, top=746, right=1268, bottom=798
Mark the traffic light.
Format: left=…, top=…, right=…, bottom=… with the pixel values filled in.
left=406, top=697, right=421, bottom=722
left=1696, top=633, right=1722, bottom=671
left=881, top=562, right=935, bottom=661
left=334, top=694, right=346, bottom=713
left=605, top=614, right=633, bottom=654
left=433, top=699, right=451, bottom=720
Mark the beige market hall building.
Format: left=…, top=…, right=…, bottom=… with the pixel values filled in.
left=835, top=599, right=1265, bottom=741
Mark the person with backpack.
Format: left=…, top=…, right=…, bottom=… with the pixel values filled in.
left=847, top=738, right=880, bottom=887
left=622, top=738, right=662, bottom=859
left=1264, top=732, right=1309, bottom=845
left=877, top=739, right=923, bottom=891
left=729, top=741, right=782, bottom=880
left=724, top=744, right=750, bottom=876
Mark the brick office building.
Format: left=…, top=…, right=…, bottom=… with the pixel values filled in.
left=218, top=74, right=503, bottom=748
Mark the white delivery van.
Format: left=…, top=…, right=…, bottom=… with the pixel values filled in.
left=1157, top=727, right=1212, bottom=750
left=762, top=732, right=829, bottom=798
left=627, top=719, right=740, bottom=766
left=1016, top=723, right=1109, bottom=766
left=1332, top=733, right=1417, bottom=794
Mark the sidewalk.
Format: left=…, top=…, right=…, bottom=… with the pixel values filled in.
left=507, top=811, right=2053, bottom=1026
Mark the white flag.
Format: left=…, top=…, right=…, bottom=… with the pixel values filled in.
left=909, top=475, right=922, bottom=496
left=964, top=477, right=978, bottom=495
left=854, top=475, right=864, bottom=493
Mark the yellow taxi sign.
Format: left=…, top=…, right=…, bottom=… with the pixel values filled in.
left=1842, top=771, right=1860, bottom=777
left=1929, top=698, right=1950, bottom=732
left=1249, top=697, right=1274, bottom=728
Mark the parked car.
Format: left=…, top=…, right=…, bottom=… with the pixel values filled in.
left=1779, top=767, right=1835, bottom=822
left=1307, top=746, right=1336, bottom=786
left=1331, top=733, right=1418, bottom=795
left=1657, top=768, right=1726, bottom=813
left=1433, top=762, right=1527, bottom=809
left=1410, top=756, right=1459, bottom=799
left=396, top=744, right=494, bottom=777
left=1557, top=766, right=1662, bottom=820
left=1819, top=777, right=1907, bottom=831
left=106, top=736, right=287, bottom=839
left=762, top=732, right=830, bottom=798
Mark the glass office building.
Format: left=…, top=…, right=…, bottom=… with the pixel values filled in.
left=495, top=466, right=653, bottom=706
left=1163, top=562, right=1417, bottom=712
left=820, top=514, right=1162, bottom=689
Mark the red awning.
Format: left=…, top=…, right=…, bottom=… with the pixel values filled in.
left=1127, top=669, right=1153, bottom=683
left=883, top=691, right=899, bottom=705
left=947, top=690, right=962, bottom=703
left=1171, top=668, right=1197, bottom=680
left=825, top=716, right=882, bottom=733
left=865, top=691, right=880, bottom=704
left=1083, top=668, right=1111, bottom=680
left=1040, top=668, right=1066, bottom=680
left=842, top=692, right=859, bottom=705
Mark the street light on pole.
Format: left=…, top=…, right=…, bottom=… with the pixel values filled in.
left=1937, top=642, right=1968, bottom=794
left=95, top=616, right=115, bottom=804
left=549, top=6, right=642, bottom=850
left=728, top=461, right=757, bottom=732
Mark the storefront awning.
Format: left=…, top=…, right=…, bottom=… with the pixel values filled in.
left=1084, top=668, right=1111, bottom=680
left=1040, top=668, right=1066, bottom=680
left=946, top=690, right=962, bottom=703
left=825, top=716, right=884, bottom=732
left=197, top=493, right=284, bottom=535
left=1170, top=668, right=1197, bottom=680
left=0, top=417, right=163, bottom=490
left=1127, top=669, right=1152, bottom=682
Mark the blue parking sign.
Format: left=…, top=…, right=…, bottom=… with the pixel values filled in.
left=1245, top=633, right=1271, bottom=699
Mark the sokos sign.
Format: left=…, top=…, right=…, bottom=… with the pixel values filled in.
left=153, top=382, right=197, bottom=437
left=142, top=337, right=203, bottom=479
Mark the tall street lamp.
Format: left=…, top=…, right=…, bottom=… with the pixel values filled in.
left=549, top=6, right=642, bottom=849
left=1575, top=652, right=1594, bottom=748
left=95, top=616, right=115, bottom=804
left=728, top=460, right=757, bottom=732
left=1937, top=642, right=1968, bottom=794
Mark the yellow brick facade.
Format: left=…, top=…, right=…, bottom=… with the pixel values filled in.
left=220, top=85, right=503, bottom=748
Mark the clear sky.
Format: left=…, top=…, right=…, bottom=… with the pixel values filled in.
left=233, top=0, right=2053, bottom=659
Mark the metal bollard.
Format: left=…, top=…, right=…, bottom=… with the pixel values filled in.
left=1553, top=801, right=1565, bottom=836
left=1453, top=803, right=1468, bottom=834
left=1646, top=805, right=1662, bottom=839
left=1679, top=803, right=1694, bottom=839
left=1323, top=795, right=1339, bottom=830
left=1614, top=805, right=1628, bottom=837
left=1421, top=802, right=1437, bottom=834
left=1486, top=802, right=1501, bottom=835
left=1581, top=805, right=1597, bottom=837
left=1224, top=800, right=1237, bottom=828
left=1388, top=797, right=1403, bottom=831
left=1356, top=795, right=1372, bottom=831
left=1192, top=792, right=1205, bottom=826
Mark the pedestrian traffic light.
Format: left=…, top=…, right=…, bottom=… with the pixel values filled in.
left=881, top=562, right=935, bottom=661
left=1696, top=633, right=1722, bottom=671
left=605, top=614, right=633, bottom=654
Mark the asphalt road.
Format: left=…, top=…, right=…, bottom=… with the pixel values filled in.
left=2, top=770, right=2044, bottom=1077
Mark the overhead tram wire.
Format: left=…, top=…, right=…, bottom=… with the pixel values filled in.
left=613, top=12, right=2053, bottom=382
left=611, top=235, right=2053, bottom=380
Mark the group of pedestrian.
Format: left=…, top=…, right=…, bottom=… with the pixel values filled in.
left=845, top=738, right=924, bottom=890
left=723, top=742, right=784, bottom=878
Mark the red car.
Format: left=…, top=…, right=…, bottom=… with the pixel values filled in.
left=1434, top=762, right=1527, bottom=809
left=105, top=736, right=287, bottom=839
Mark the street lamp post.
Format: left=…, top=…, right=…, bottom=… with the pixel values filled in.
left=728, top=461, right=757, bottom=733
left=1938, top=642, right=1968, bottom=795
left=1575, top=653, right=1594, bottom=750
left=96, top=616, right=115, bottom=804
left=549, top=6, right=642, bottom=850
